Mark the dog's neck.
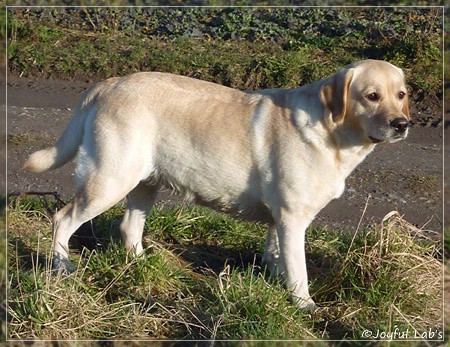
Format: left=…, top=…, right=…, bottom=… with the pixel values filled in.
left=309, top=109, right=376, bottom=173
left=330, top=121, right=377, bottom=173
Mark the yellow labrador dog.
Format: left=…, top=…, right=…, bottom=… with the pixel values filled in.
left=24, top=60, right=410, bottom=310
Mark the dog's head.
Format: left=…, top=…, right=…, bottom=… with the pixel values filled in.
left=320, top=60, right=410, bottom=144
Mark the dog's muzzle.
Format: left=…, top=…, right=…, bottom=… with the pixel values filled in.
left=368, top=116, right=410, bottom=144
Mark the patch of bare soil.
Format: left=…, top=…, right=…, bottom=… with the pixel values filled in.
left=5, top=74, right=446, bottom=234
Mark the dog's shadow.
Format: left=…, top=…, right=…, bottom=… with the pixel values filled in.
left=71, top=216, right=262, bottom=274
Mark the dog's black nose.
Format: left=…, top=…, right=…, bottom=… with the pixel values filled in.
left=390, top=118, right=409, bottom=133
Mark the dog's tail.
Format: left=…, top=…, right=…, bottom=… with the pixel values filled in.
left=23, top=87, right=98, bottom=173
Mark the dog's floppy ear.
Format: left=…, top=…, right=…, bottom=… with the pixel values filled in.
left=320, top=68, right=354, bottom=123
left=402, top=92, right=410, bottom=120
left=394, top=65, right=411, bottom=120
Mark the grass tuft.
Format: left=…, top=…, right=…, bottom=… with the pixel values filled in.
left=307, top=211, right=442, bottom=338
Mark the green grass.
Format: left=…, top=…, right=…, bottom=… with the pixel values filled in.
left=6, top=196, right=443, bottom=340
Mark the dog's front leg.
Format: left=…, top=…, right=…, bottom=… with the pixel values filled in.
left=275, top=214, right=317, bottom=311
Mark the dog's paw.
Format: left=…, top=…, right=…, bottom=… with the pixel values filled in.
left=262, top=252, right=277, bottom=276
left=52, top=254, right=76, bottom=274
left=291, top=295, right=318, bottom=313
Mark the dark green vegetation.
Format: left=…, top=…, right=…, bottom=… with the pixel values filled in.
left=4, top=0, right=446, bottom=8
left=7, top=197, right=442, bottom=339
left=7, top=7, right=442, bottom=109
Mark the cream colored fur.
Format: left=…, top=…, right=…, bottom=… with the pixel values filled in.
left=24, top=60, right=410, bottom=310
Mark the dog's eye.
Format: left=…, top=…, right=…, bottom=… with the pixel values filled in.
left=398, top=91, right=406, bottom=99
left=366, top=92, right=379, bottom=101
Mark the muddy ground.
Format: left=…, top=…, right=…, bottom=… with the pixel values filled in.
left=4, top=74, right=447, bottom=235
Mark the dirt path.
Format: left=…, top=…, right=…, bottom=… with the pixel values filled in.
left=6, top=75, right=446, bottom=233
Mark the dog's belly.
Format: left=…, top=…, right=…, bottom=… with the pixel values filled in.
left=150, top=164, right=274, bottom=224
left=192, top=191, right=274, bottom=224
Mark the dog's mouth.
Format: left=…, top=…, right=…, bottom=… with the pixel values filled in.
left=368, top=136, right=384, bottom=144
left=369, top=133, right=407, bottom=144
left=368, top=127, right=409, bottom=144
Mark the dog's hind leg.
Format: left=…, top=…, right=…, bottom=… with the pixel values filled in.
left=52, top=172, right=141, bottom=273
left=120, top=182, right=158, bottom=256
left=262, top=225, right=281, bottom=276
